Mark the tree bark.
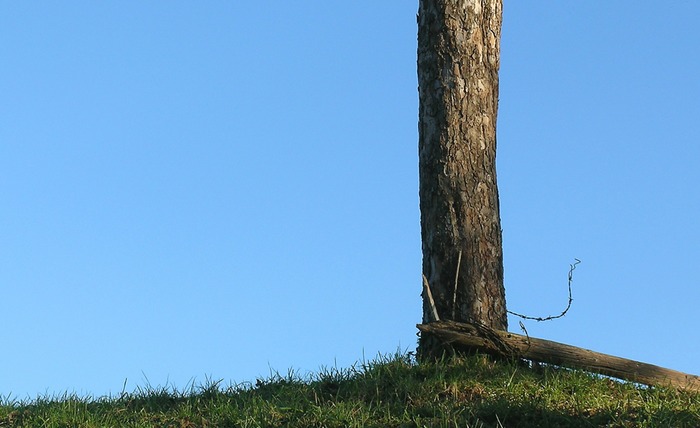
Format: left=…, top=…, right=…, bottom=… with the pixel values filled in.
left=418, top=0, right=507, bottom=355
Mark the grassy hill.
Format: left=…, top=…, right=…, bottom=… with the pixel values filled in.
left=2, top=352, right=699, bottom=427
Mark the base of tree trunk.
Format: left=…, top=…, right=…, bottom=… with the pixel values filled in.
left=417, top=330, right=479, bottom=361
left=417, top=321, right=700, bottom=393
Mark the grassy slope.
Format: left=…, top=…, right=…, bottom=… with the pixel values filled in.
left=2, top=353, right=699, bottom=427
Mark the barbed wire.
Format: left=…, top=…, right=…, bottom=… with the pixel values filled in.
left=507, top=259, right=581, bottom=322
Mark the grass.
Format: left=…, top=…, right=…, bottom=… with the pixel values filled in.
left=1, top=352, right=699, bottom=427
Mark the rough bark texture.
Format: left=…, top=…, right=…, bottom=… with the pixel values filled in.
left=418, top=0, right=507, bottom=352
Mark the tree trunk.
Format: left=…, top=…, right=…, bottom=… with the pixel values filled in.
left=417, top=0, right=506, bottom=355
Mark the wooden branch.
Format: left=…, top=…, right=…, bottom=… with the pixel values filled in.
left=417, top=321, right=700, bottom=393
left=452, top=250, right=462, bottom=319
left=422, top=274, right=440, bottom=322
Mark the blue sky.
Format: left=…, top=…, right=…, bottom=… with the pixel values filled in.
left=1, top=2, right=698, bottom=399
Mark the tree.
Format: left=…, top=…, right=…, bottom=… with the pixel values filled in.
left=417, top=0, right=507, bottom=355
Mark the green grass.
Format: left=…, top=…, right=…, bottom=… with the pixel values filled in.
left=2, top=352, right=699, bottom=427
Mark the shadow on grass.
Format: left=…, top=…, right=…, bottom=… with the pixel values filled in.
left=475, top=398, right=700, bottom=428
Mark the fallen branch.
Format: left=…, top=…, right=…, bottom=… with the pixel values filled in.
left=417, top=321, right=700, bottom=393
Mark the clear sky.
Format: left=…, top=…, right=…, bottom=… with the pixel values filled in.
left=2, top=2, right=698, bottom=400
